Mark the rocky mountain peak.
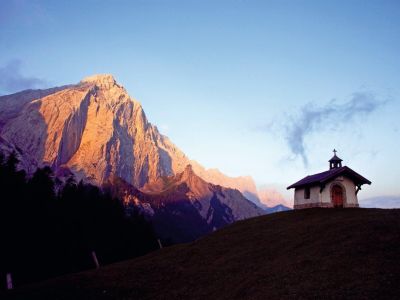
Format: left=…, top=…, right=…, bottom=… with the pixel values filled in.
left=81, top=74, right=117, bottom=88
left=182, top=164, right=194, bottom=177
left=80, top=74, right=140, bottom=108
left=179, top=164, right=208, bottom=188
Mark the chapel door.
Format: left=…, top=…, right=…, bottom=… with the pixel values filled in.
left=332, top=185, right=344, bottom=208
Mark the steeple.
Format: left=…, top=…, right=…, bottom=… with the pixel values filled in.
left=329, top=149, right=343, bottom=169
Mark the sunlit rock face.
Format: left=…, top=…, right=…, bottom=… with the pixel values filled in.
left=0, top=74, right=261, bottom=202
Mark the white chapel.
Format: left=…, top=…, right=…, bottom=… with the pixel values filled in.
left=287, top=150, right=371, bottom=209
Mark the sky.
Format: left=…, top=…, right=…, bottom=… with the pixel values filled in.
left=0, top=0, right=399, bottom=202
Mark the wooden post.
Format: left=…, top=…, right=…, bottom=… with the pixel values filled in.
left=157, top=239, right=163, bottom=249
left=91, top=251, right=100, bottom=269
left=6, top=273, right=13, bottom=290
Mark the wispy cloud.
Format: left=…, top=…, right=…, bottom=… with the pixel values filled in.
left=0, top=59, right=47, bottom=93
left=284, top=92, right=387, bottom=166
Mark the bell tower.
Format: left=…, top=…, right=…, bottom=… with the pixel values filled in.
left=329, top=149, right=343, bottom=169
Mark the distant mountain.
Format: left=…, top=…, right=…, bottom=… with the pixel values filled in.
left=264, top=204, right=291, bottom=214
left=258, top=186, right=289, bottom=208
left=188, top=161, right=261, bottom=204
left=359, top=196, right=400, bottom=208
left=0, top=74, right=267, bottom=241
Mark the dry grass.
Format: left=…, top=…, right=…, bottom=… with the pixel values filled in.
left=3, top=208, right=400, bottom=299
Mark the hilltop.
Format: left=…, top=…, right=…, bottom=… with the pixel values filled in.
left=3, top=208, right=400, bottom=299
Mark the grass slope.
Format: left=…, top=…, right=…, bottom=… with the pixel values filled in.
left=3, top=208, right=400, bottom=299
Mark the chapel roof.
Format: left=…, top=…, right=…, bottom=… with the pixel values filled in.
left=329, top=153, right=343, bottom=162
left=287, top=166, right=371, bottom=190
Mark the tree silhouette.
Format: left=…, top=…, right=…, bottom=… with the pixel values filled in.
left=0, top=152, right=158, bottom=289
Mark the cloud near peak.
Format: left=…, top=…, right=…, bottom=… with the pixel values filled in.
left=0, top=59, right=47, bottom=93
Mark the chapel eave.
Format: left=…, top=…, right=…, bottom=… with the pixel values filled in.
left=287, top=166, right=371, bottom=190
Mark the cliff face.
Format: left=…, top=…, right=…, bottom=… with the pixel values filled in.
left=0, top=74, right=260, bottom=200
left=0, top=75, right=184, bottom=186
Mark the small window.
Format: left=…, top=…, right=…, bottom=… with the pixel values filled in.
left=304, top=187, right=310, bottom=199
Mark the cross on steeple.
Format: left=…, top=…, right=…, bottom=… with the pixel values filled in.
left=329, top=149, right=343, bottom=169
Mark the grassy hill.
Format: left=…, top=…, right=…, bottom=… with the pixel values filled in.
left=3, top=208, right=400, bottom=299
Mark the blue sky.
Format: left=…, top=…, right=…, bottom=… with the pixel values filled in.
left=0, top=0, right=399, bottom=201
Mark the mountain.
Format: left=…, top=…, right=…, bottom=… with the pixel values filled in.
left=105, top=164, right=265, bottom=243
left=0, top=74, right=260, bottom=195
left=4, top=208, right=400, bottom=299
left=264, top=204, right=291, bottom=214
left=258, top=186, right=290, bottom=208
left=0, top=74, right=266, bottom=240
left=189, top=161, right=261, bottom=204
left=0, top=75, right=185, bottom=186
left=142, top=164, right=265, bottom=243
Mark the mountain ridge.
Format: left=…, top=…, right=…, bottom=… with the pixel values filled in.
left=106, top=164, right=265, bottom=243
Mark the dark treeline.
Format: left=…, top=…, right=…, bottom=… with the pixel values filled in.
left=0, top=152, right=158, bottom=289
